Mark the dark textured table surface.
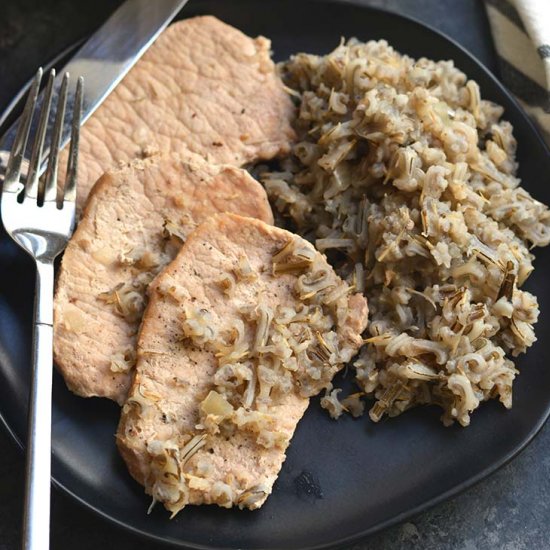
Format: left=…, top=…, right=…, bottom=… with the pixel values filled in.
left=1, top=1, right=549, bottom=549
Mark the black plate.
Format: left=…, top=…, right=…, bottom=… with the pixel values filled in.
left=2, top=1, right=550, bottom=549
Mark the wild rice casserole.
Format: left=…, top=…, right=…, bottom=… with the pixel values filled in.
left=262, top=39, right=550, bottom=426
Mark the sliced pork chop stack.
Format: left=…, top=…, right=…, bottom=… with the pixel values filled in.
left=58, top=15, right=296, bottom=211
left=117, top=213, right=368, bottom=514
left=53, top=153, right=273, bottom=404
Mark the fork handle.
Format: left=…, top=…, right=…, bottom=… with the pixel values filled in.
left=22, top=260, right=54, bottom=550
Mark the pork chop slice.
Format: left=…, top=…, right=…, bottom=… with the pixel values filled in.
left=53, top=154, right=273, bottom=404
left=117, top=213, right=368, bottom=514
left=58, top=15, right=295, bottom=211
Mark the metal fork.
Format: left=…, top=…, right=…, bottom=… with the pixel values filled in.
left=1, top=68, right=83, bottom=550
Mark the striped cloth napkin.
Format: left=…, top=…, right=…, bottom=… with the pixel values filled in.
left=484, top=0, right=550, bottom=145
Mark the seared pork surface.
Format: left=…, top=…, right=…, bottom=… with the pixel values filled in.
left=54, top=154, right=273, bottom=403
left=59, top=16, right=295, bottom=210
left=117, top=213, right=368, bottom=514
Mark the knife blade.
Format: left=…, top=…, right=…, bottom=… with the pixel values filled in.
left=0, top=0, right=189, bottom=176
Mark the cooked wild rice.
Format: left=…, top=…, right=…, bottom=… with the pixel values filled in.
left=262, top=39, right=550, bottom=426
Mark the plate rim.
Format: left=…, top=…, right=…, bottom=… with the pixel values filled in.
left=1, top=1, right=549, bottom=548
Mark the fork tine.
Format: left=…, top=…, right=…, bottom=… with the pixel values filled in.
left=62, top=76, right=83, bottom=205
left=25, top=69, right=56, bottom=200
left=43, top=72, right=69, bottom=203
left=3, top=68, right=43, bottom=193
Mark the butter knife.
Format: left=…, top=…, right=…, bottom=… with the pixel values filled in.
left=0, top=0, right=189, bottom=177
